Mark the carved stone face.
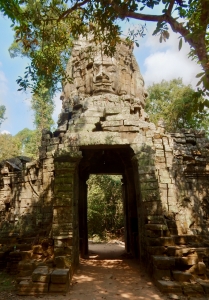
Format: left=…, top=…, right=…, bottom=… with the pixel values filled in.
left=60, top=39, right=147, bottom=102
left=85, top=56, right=119, bottom=95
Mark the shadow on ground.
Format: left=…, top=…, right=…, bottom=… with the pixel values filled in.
left=69, top=242, right=168, bottom=300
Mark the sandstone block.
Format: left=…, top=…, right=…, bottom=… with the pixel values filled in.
left=18, top=261, right=36, bottom=271
left=156, top=280, right=182, bottom=294
left=145, top=224, right=168, bottom=231
left=54, top=183, right=73, bottom=193
left=198, top=280, right=209, bottom=295
left=143, top=201, right=163, bottom=215
left=54, top=247, right=72, bottom=256
left=21, top=251, right=32, bottom=260
left=156, top=150, right=165, bottom=157
left=119, top=125, right=139, bottom=132
left=18, top=270, right=34, bottom=277
left=33, top=245, right=43, bottom=255
left=155, top=156, right=166, bottom=163
left=82, top=111, right=104, bottom=117
left=54, top=238, right=73, bottom=248
left=172, top=271, right=193, bottom=282
left=147, top=246, right=166, bottom=255
left=181, top=282, right=204, bottom=296
left=51, top=268, right=69, bottom=284
left=106, top=115, right=124, bottom=121
left=154, top=143, right=164, bottom=150
left=152, top=256, right=175, bottom=269
left=102, top=120, right=123, bottom=127
left=124, top=120, right=139, bottom=126
left=186, top=262, right=207, bottom=275
left=153, top=266, right=171, bottom=281
left=53, top=196, right=72, bottom=207
left=105, top=107, right=121, bottom=114
left=147, top=215, right=165, bottom=224
left=160, top=177, right=172, bottom=184
left=53, top=207, right=72, bottom=224
left=52, top=223, right=73, bottom=236
left=17, top=280, right=49, bottom=295
left=176, top=256, right=199, bottom=266
left=167, top=247, right=183, bottom=257
left=49, top=282, right=69, bottom=293
left=75, top=117, right=100, bottom=124
left=32, top=267, right=50, bottom=283
left=54, top=255, right=72, bottom=269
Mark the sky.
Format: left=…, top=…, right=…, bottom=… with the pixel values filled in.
left=0, top=11, right=202, bottom=136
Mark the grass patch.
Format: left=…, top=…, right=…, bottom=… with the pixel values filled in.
left=0, top=271, right=16, bottom=292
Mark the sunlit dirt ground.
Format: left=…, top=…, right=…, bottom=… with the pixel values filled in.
left=0, top=242, right=170, bottom=300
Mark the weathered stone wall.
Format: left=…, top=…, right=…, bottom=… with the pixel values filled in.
left=1, top=37, right=209, bottom=296
left=0, top=158, right=53, bottom=242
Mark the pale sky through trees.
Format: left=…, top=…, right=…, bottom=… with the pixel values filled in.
left=0, top=12, right=202, bottom=136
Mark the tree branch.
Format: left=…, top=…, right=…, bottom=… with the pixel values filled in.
left=58, top=0, right=89, bottom=21
left=167, top=0, right=175, bottom=15
left=125, top=11, right=165, bottom=22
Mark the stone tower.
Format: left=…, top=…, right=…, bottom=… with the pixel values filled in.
left=1, top=36, right=209, bottom=296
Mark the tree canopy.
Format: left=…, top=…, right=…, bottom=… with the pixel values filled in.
left=0, top=133, right=20, bottom=161
left=87, top=175, right=123, bottom=238
left=146, top=78, right=209, bottom=133
left=0, top=105, right=6, bottom=127
left=1, top=0, right=209, bottom=100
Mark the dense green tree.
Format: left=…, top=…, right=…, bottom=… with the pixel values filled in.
left=87, top=175, right=124, bottom=238
left=0, top=133, right=20, bottom=161
left=0, top=105, right=6, bottom=127
left=31, top=82, right=54, bottom=132
left=0, top=0, right=209, bottom=102
left=7, top=83, right=55, bottom=160
left=146, top=78, right=209, bottom=133
left=14, top=128, right=38, bottom=158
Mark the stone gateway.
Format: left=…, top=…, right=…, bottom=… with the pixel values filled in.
left=1, top=37, right=209, bottom=296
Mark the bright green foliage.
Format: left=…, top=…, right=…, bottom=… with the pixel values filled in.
left=146, top=78, right=209, bottom=133
left=87, top=175, right=124, bottom=238
left=31, top=82, right=54, bottom=131
left=0, top=105, right=6, bottom=127
left=0, top=133, right=21, bottom=161
left=1, top=0, right=208, bottom=101
left=0, top=128, right=41, bottom=161
left=15, top=128, right=39, bottom=158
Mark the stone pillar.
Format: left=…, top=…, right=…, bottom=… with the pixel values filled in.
left=52, top=149, right=82, bottom=271
left=121, top=177, right=130, bottom=253
left=132, top=147, right=162, bottom=259
left=78, top=177, right=89, bottom=258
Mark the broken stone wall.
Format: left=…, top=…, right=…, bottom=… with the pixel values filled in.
left=0, top=157, right=53, bottom=243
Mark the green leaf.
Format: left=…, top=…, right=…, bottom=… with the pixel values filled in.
left=178, top=38, right=183, bottom=51
left=196, top=72, right=205, bottom=78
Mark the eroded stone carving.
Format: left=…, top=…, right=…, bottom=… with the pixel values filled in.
left=64, top=37, right=146, bottom=97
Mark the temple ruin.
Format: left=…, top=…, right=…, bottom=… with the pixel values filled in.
left=1, top=36, right=209, bottom=297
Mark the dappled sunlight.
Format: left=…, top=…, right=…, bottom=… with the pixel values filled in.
left=68, top=243, right=167, bottom=300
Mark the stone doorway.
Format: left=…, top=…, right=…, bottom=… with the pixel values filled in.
left=78, top=146, right=139, bottom=259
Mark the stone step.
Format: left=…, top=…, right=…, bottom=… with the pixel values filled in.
left=155, top=278, right=209, bottom=297
left=17, top=280, right=49, bottom=296
left=147, top=235, right=209, bottom=247
left=172, top=270, right=193, bottom=282
left=16, top=267, right=70, bottom=295
left=155, top=280, right=182, bottom=294
left=149, top=245, right=209, bottom=257
left=152, top=255, right=175, bottom=269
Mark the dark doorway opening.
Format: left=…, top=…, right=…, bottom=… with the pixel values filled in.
left=78, top=146, right=139, bottom=259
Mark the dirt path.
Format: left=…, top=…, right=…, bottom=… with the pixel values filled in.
left=69, top=241, right=168, bottom=300
left=0, top=242, right=169, bottom=300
